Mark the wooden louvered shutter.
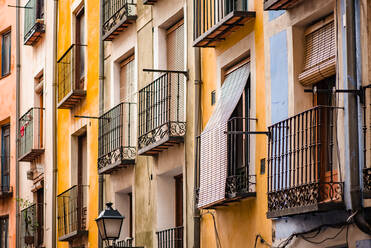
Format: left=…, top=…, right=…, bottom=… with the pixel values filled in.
left=299, top=15, right=336, bottom=86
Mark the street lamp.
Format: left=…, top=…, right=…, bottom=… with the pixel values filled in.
left=96, top=202, right=125, bottom=247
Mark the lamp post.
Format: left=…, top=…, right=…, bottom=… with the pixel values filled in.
left=96, top=202, right=124, bottom=248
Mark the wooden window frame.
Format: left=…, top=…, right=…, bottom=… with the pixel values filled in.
left=1, top=31, right=11, bottom=78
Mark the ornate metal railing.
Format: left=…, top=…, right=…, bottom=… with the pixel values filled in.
left=362, top=86, right=371, bottom=198
left=364, top=168, right=371, bottom=198
left=103, top=0, right=137, bottom=41
left=57, top=44, right=86, bottom=109
left=98, top=102, right=136, bottom=174
left=18, top=107, right=44, bottom=162
left=138, top=72, right=186, bottom=155
left=267, top=106, right=343, bottom=218
left=264, top=0, right=303, bottom=10
left=57, top=185, right=88, bottom=241
left=117, top=238, right=133, bottom=247
left=24, top=0, right=45, bottom=45
left=193, top=0, right=255, bottom=47
left=157, top=226, right=183, bottom=248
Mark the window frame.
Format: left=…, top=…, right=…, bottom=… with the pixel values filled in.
left=1, top=31, right=11, bottom=77
left=1, top=125, right=10, bottom=190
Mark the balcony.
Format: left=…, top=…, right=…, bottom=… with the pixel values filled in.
left=57, top=185, right=88, bottom=241
left=21, top=203, right=43, bottom=247
left=264, top=0, right=303, bottom=10
left=193, top=0, right=255, bottom=47
left=103, top=0, right=137, bottom=41
left=98, top=102, right=136, bottom=174
left=157, top=226, right=183, bottom=248
left=18, top=107, right=44, bottom=162
left=267, top=106, right=344, bottom=218
left=138, top=72, right=186, bottom=156
left=57, top=44, right=86, bottom=109
left=364, top=168, right=371, bottom=199
left=24, top=0, right=45, bottom=45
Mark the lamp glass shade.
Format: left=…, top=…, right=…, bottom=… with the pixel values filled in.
left=95, top=202, right=124, bottom=241
left=103, top=218, right=123, bottom=240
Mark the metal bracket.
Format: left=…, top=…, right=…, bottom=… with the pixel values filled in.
left=8, top=5, right=32, bottom=9
left=143, top=69, right=189, bottom=80
left=224, top=131, right=271, bottom=138
left=74, top=115, right=110, bottom=121
left=304, top=86, right=367, bottom=103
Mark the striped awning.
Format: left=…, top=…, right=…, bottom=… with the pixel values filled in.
left=198, top=64, right=250, bottom=208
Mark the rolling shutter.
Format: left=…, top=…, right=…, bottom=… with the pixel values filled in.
left=198, top=64, right=250, bottom=208
left=299, top=15, right=336, bottom=86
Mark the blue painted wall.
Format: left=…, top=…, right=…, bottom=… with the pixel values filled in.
left=270, top=30, right=289, bottom=123
left=269, top=10, right=285, bottom=21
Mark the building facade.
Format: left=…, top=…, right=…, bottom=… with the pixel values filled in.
left=56, top=0, right=100, bottom=247
left=263, top=0, right=371, bottom=247
left=194, top=0, right=272, bottom=247
left=0, top=0, right=17, bottom=247
left=99, top=0, right=198, bottom=247
left=18, top=0, right=57, bottom=247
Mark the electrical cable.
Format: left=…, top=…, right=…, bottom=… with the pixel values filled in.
left=201, top=211, right=222, bottom=248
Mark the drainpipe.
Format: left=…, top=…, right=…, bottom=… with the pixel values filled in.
left=15, top=0, right=20, bottom=247
left=52, top=0, right=58, bottom=247
left=98, top=0, right=105, bottom=247
left=193, top=47, right=201, bottom=248
left=344, top=0, right=371, bottom=234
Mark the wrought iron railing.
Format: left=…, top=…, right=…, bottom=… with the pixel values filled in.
left=362, top=86, right=371, bottom=198
left=21, top=203, right=43, bottom=247
left=18, top=107, right=44, bottom=161
left=24, top=0, right=45, bottom=45
left=103, top=0, right=137, bottom=40
left=116, top=238, right=133, bottom=247
left=263, top=0, right=303, bottom=10
left=57, top=44, right=86, bottom=107
left=138, top=72, right=186, bottom=154
left=193, top=0, right=249, bottom=41
left=98, top=102, right=136, bottom=173
left=267, top=106, right=343, bottom=218
left=157, top=226, right=183, bottom=248
left=57, top=185, right=88, bottom=240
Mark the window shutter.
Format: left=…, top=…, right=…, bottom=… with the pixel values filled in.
left=167, top=20, right=184, bottom=71
left=299, top=16, right=336, bottom=86
left=198, top=64, right=250, bottom=208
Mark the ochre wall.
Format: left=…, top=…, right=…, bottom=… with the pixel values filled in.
left=200, top=1, right=271, bottom=247
left=57, top=0, right=99, bottom=247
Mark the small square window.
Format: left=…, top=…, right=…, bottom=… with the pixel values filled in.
left=211, top=90, right=216, bottom=105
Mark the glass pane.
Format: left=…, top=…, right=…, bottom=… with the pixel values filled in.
left=2, top=33, right=11, bottom=76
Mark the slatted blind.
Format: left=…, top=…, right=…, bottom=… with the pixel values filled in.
left=299, top=15, right=336, bottom=86
left=120, top=55, right=135, bottom=102
left=198, top=64, right=250, bottom=208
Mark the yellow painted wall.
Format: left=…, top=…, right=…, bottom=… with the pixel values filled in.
left=57, top=0, right=99, bottom=247
left=200, top=1, right=271, bottom=247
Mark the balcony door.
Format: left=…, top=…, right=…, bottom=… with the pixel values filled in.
left=1, top=125, right=10, bottom=191
left=75, top=8, right=85, bottom=90
left=313, top=77, right=338, bottom=201
left=77, top=133, right=87, bottom=230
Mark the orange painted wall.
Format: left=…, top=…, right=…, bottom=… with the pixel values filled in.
left=0, top=0, right=18, bottom=247
left=57, top=0, right=100, bottom=247
left=199, top=1, right=271, bottom=247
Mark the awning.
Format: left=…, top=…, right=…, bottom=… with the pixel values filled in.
left=198, top=64, right=250, bottom=208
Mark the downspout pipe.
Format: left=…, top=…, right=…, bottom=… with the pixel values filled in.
left=98, top=0, right=105, bottom=247
left=52, top=0, right=58, bottom=247
left=193, top=46, right=201, bottom=248
left=344, top=0, right=371, bottom=234
left=15, top=0, right=20, bottom=247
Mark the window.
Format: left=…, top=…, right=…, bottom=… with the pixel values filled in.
left=299, top=14, right=335, bottom=86
left=167, top=19, right=184, bottom=71
left=36, top=189, right=44, bottom=247
left=36, top=0, right=45, bottom=20
left=175, top=175, right=183, bottom=227
left=1, top=31, right=11, bottom=77
left=120, top=55, right=135, bottom=102
left=76, top=8, right=85, bottom=89
left=1, top=125, right=10, bottom=191
left=0, top=216, right=8, bottom=248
